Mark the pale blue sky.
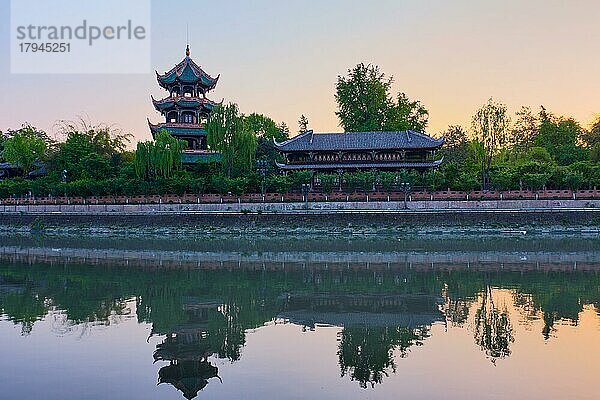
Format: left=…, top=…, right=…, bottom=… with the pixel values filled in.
left=1, top=0, right=599, bottom=144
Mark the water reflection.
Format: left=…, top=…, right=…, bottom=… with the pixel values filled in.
left=1, top=235, right=600, bottom=398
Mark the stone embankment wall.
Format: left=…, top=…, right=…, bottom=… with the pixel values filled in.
left=0, top=200, right=599, bottom=234
left=1, top=199, right=600, bottom=214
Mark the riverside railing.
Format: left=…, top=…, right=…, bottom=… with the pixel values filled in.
left=0, top=189, right=599, bottom=206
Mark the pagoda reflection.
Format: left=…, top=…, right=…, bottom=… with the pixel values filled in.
left=154, top=299, right=223, bottom=399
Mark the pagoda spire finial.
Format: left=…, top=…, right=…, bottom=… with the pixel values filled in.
left=186, top=44, right=190, bottom=57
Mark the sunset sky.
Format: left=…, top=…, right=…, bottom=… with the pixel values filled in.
left=1, top=0, right=599, bottom=145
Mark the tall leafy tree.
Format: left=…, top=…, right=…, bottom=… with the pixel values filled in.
left=245, top=113, right=287, bottom=142
left=439, top=125, right=469, bottom=164
left=134, top=130, right=185, bottom=180
left=335, top=63, right=393, bottom=132
left=534, top=108, right=587, bottom=165
left=581, top=115, right=600, bottom=148
left=388, top=92, right=429, bottom=132
left=54, top=121, right=131, bottom=180
left=206, top=103, right=257, bottom=177
left=471, top=98, right=510, bottom=189
left=2, top=127, right=47, bottom=175
left=335, top=63, right=429, bottom=132
left=511, top=106, right=539, bottom=154
left=246, top=114, right=289, bottom=166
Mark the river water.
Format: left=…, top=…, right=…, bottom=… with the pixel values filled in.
left=0, top=234, right=599, bottom=400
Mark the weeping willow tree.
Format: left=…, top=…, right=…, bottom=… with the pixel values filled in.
left=206, top=103, right=257, bottom=177
left=134, top=130, right=185, bottom=179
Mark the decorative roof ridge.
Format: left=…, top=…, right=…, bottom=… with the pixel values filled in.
left=408, top=129, right=445, bottom=144
left=273, top=129, right=313, bottom=147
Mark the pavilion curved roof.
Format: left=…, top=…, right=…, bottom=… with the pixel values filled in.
left=156, top=49, right=219, bottom=90
left=151, top=95, right=218, bottom=112
left=274, top=130, right=445, bottom=152
left=147, top=120, right=207, bottom=137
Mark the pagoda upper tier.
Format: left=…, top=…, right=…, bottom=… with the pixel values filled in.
left=151, top=95, right=218, bottom=117
left=155, top=45, right=219, bottom=96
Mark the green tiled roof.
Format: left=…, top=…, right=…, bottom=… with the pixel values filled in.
left=148, top=122, right=207, bottom=137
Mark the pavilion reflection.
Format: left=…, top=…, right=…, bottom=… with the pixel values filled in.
left=279, top=293, right=442, bottom=387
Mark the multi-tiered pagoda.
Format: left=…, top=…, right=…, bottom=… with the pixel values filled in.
left=148, top=45, right=220, bottom=163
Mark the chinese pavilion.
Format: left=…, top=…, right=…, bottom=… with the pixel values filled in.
left=148, top=44, right=221, bottom=163
left=274, top=130, right=444, bottom=172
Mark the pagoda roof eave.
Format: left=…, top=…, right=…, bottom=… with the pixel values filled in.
left=156, top=56, right=219, bottom=90
left=151, top=95, right=218, bottom=113
left=148, top=121, right=208, bottom=137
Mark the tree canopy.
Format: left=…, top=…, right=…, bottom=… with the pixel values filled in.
left=2, top=125, right=47, bottom=175
left=335, top=63, right=428, bottom=132
left=471, top=98, right=510, bottom=188
left=53, top=121, right=131, bottom=180
left=206, top=103, right=257, bottom=178
left=135, top=130, right=185, bottom=180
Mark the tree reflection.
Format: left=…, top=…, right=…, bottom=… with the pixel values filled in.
left=3, top=258, right=600, bottom=395
left=474, top=286, right=514, bottom=363
left=337, top=325, right=429, bottom=388
left=0, top=288, right=47, bottom=335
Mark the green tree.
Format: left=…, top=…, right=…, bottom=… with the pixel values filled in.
left=581, top=115, right=600, bottom=148
left=316, top=173, right=336, bottom=193
left=388, top=92, right=429, bottom=132
left=524, top=147, right=553, bottom=164
left=511, top=106, right=539, bottom=154
left=471, top=98, right=510, bottom=189
left=3, top=128, right=47, bottom=175
left=289, top=170, right=312, bottom=191
left=245, top=113, right=287, bottom=142
left=207, top=103, right=257, bottom=178
left=53, top=121, right=131, bottom=180
left=336, top=63, right=392, bottom=132
left=135, top=130, right=186, bottom=180
left=335, top=63, right=429, bottom=132
left=590, top=143, right=600, bottom=164
left=246, top=113, right=288, bottom=168
left=535, top=108, right=587, bottom=165
left=439, top=125, right=469, bottom=164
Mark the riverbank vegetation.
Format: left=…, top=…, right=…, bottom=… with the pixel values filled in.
left=1, top=63, right=599, bottom=198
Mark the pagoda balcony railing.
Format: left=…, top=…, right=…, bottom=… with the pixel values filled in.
left=286, top=151, right=432, bottom=164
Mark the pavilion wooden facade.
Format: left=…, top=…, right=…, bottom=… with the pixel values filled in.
left=274, top=130, right=444, bottom=172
